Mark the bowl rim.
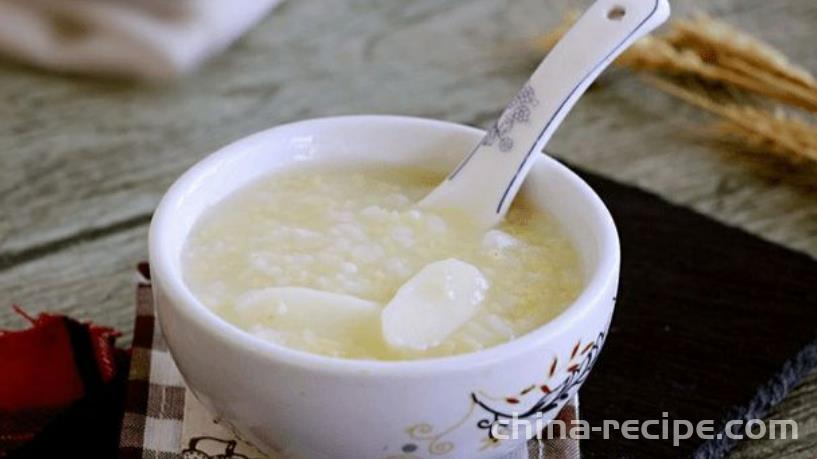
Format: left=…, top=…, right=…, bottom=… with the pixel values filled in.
left=149, top=115, right=620, bottom=376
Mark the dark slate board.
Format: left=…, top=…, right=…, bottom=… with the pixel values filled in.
left=575, top=168, right=817, bottom=458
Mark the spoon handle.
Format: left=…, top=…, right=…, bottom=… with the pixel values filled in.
left=421, top=0, right=669, bottom=228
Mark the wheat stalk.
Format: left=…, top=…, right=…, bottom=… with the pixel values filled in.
left=646, top=76, right=817, bottom=164
left=666, top=14, right=817, bottom=90
left=663, top=15, right=817, bottom=112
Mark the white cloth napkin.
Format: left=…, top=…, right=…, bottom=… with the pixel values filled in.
left=0, top=0, right=282, bottom=79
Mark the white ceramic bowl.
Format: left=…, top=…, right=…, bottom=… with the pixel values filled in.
left=149, top=116, right=620, bottom=459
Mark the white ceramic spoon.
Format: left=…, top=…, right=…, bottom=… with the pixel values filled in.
left=421, top=0, right=670, bottom=229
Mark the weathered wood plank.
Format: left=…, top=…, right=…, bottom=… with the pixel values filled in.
left=0, top=226, right=146, bottom=341
left=731, top=369, right=817, bottom=458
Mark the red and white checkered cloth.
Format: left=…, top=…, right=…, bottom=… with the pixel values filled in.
left=119, top=263, right=186, bottom=458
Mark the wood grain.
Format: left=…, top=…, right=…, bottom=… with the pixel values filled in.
left=0, top=0, right=815, bottom=456
left=0, top=227, right=146, bottom=340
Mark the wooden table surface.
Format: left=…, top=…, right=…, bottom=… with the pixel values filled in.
left=1, top=0, right=815, bottom=457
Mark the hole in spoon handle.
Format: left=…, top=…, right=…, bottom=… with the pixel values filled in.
left=607, top=5, right=626, bottom=20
